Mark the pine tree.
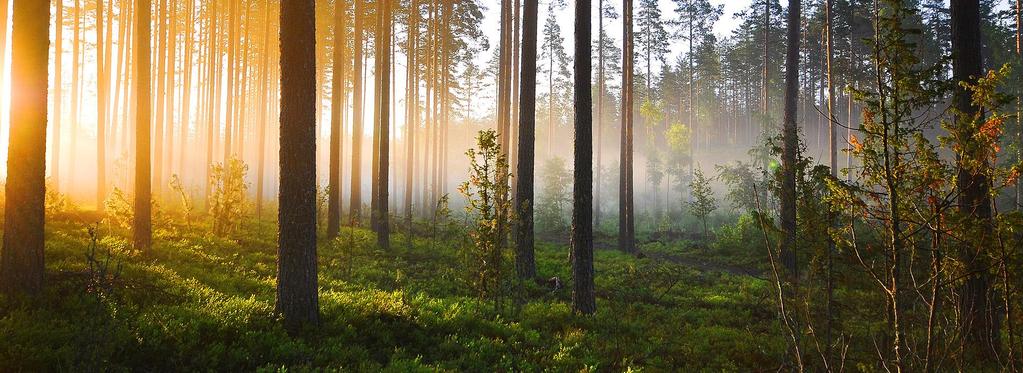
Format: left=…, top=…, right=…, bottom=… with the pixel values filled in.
left=779, top=0, right=801, bottom=277
left=515, top=0, right=540, bottom=280
left=572, top=0, right=595, bottom=315
left=277, top=0, right=320, bottom=331
left=133, top=0, right=153, bottom=253
left=619, top=0, right=636, bottom=254
left=328, top=0, right=347, bottom=239
left=1, top=0, right=49, bottom=295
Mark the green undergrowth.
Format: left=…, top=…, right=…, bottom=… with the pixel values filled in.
left=0, top=215, right=782, bottom=371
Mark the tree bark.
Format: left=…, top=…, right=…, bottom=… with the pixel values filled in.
left=373, top=0, right=392, bottom=250
left=1, top=0, right=49, bottom=295
left=780, top=0, right=800, bottom=277
left=133, top=0, right=153, bottom=252
left=572, top=0, right=595, bottom=315
left=620, top=0, right=636, bottom=254
left=515, top=0, right=539, bottom=280
left=950, top=0, right=998, bottom=360
left=328, top=0, right=347, bottom=239
left=52, top=0, right=63, bottom=191
left=350, top=0, right=365, bottom=221
left=277, top=0, right=320, bottom=331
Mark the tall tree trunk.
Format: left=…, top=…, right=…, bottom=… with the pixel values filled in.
left=133, top=0, right=153, bottom=252
left=780, top=0, right=800, bottom=277
left=595, top=0, right=603, bottom=228
left=515, top=0, right=539, bottom=280
left=256, top=0, right=273, bottom=218
left=404, top=0, right=418, bottom=223
left=824, top=0, right=836, bottom=362
left=762, top=0, right=769, bottom=130
left=498, top=0, right=512, bottom=155
left=951, top=0, right=998, bottom=360
left=178, top=0, right=194, bottom=177
left=572, top=0, right=595, bottom=315
left=1016, top=0, right=1021, bottom=210
left=1, top=0, right=49, bottom=295
left=373, top=0, right=392, bottom=250
left=97, top=0, right=108, bottom=210
left=350, top=0, right=365, bottom=221
left=277, top=0, right=320, bottom=331
left=52, top=0, right=63, bottom=191
left=70, top=0, right=81, bottom=189
left=153, top=0, right=167, bottom=198
left=619, top=0, right=635, bottom=254
left=328, top=0, right=347, bottom=239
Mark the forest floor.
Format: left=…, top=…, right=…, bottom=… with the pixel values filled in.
left=0, top=213, right=785, bottom=371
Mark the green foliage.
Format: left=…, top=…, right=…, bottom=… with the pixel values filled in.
left=687, top=167, right=717, bottom=236
left=208, top=158, right=249, bottom=237
left=169, top=174, right=194, bottom=223
left=536, top=157, right=571, bottom=234
left=458, top=130, right=514, bottom=310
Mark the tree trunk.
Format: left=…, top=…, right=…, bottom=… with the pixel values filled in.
left=572, top=0, right=595, bottom=315
left=133, top=0, right=153, bottom=252
left=350, top=0, right=365, bottom=221
left=619, top=0, right=635, bottom=254
left=824, top=0, right=836, bottom=361
left=256, top=1, right=274, bottom=218
left=779, top=0, right=800, bottom=277
left=0, top=0, right=49, bottom=295
left=328, top=0, right=347, bottom=239
left=950, top=0, right=998, bottom=360
left=595, top=0, right=603, bottom=228
left=52, top=0, right=63, bottom=191
left=97, top=0, right=108, bottom=210
left=515, top=0, right=539, bottom=280
left=70, top=0, right=81, bottom=189
left=373, top=0, right=392, bottom=250
left=277, top=0, right=320, bottom=331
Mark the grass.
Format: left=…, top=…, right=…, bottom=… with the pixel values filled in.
left=0, top=213, right=784, bottom=371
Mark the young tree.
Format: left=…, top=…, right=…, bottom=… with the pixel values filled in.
left=277, top=0, right=320, bottom=330
left=1, top=0, right=49, bottom=295
left=572, top=0, right=595, bottom=315
left=515, top=0, right=540, bottom=280
left=619, top=0, right=636, bottom=254
left=779, top=0, right=801, bottom=276
left=133, top=0, right=153, bottom=252
left=687, top=167, right=716, bottom=237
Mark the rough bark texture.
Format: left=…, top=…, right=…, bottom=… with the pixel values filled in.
left=950, top=0, right=997, bottom=359
left=515, top=0, right=539, bottom=280
left=133, top=0, right=153, bottom=253
left=328, top=0, right=346, bottom=239
left=619, top=0, right=636, bottom=254
left=572, top=0, right=595, bottom=315
left=1, top=0, right=50, bottom=296
left=779, top=0, right=801, bottom=277
left=373, top=0, right=392, bottom=250
left=277, top=0, right=320, bottom=330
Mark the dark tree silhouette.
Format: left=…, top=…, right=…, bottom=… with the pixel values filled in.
left=779, top=0, right=800, bottom=276
left=951, top=0, right=996, bottom=359
left=619, top=0, right=636, bottom=254
left=572, top=0, right=595, bottom=315
left=515, top=0, right=540, bottom=280
left=328, top=0, right=347, bottom=239
left=133, top=0, right=153, bottom=253
left=1, top=0, right=49, bottom=295
left=277, top=0, right=320, bottom=330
